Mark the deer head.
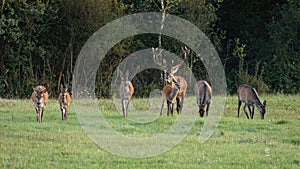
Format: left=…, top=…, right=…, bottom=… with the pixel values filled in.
left=152, top=46, right=189, bottom=84
left=259, top=100, right=267, bottom=119
left=60, top=84, right=69, bottom=104
left=33, top=86, right=47, bottom=106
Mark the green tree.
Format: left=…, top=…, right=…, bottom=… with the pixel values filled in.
left=215, top=0, right=298, bottom=94
left=0, top=0, right=64, bottom=98
left=266, top=0, right=300, bottom=93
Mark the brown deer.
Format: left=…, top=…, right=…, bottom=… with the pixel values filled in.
left=118, top=69, right=134, bottom=118
left=31, top=85, right=49, bottom=123
left=194, top=80, right=212, bottom=117
left=160, top=80, right=181, bottom=116
left=153, top=47, right=189, bottom=115
left=237, top=84, right=267, bottom=119
left=58, top=84, right=71, bottom=121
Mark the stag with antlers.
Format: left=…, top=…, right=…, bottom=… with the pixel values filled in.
left=153, top=47, right=189, bottom=115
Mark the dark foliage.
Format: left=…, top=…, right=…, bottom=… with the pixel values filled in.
left=0, top=0, right=298, bottom=98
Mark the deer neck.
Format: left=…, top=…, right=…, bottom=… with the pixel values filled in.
left=250, top=87, right=263, bottom=110
left=254, top=98, right=263, bottom=111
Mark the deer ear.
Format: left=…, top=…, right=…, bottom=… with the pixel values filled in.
left=152, top=47, right=156, bottom=53
left=263, top=100, right=267, bottom=106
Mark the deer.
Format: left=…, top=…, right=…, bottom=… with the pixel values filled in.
left=194, top=80, right=212, bottom=117
left=160, top=79, right=181, bottom=116
left=153, top=46, right=189, bottom=115
left=31, top=85, right=49, bottom=123
left=118, top=69, right=134, bottom=118
left=237, top=84, right=267, bottom=119
left=58, top=84, right=71, bottom=121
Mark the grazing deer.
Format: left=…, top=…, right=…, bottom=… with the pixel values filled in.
left=194, top=80, right=212, bottom=117
left=237, top=84, right=267, bottom=119
left=153, top=47, right=189, bottom=115
left=118, top=69, right=134, bottom=118
left=31, top=85, right=49, bottom=123
left=58, top=84, right=71, bottom=121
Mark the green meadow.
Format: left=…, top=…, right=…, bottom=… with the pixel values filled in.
left=0, top=95, right=299, bottom=168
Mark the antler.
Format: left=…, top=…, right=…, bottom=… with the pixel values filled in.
left=152, top=47, right=167, bottom=69
left=181, top=46, right=190, bottom=61
left=152, top=46, right=190, bottom=74
left=170, top=46, right=190, bottom=74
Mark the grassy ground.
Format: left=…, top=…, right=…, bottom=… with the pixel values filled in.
left=0, top=95, right=299, bottom=168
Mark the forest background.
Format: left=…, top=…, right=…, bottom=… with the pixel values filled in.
left=0, top=0, right=299, bottom=98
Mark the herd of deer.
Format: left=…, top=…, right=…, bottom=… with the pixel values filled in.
left=31, top=84, right=71, bottom=123
left=31, top=47, right=267, bottom=123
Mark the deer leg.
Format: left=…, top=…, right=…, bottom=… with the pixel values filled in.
left=38, top=112, right=41, bottom=123
left=180, top=95, right=184, bottom=114
left=121, top=100, right=126, bottom=118
left=171, top=103, right=174, bottom=116
left=167, top=100, right=170, bottom=116
left=37, top=108, right=42, bottom=123
left=66, top=107, right=69, bottom=119
left=41, top=107, right=44, bottom=122
left=176, top=97, right=180, bottom=114
left=206, top=102, right=210, bottom=117
left=251, top=106, right=254, bottom=119
left=65, top=108, right=68, bottom=120
left=243, top=104, right=250, bottom=119
left=238, top=100, right=242, bottom=118
left=125, top=99, right=130, bottom=118
left=125, top=100, right=129, bottom=118
left=60, top=105, right=65, bottom=120
left=160, top=99, right=165, bottom=116
left=63, top=107, right=66, bottom=120
left=61, top=108, right=64, bottom=120
left=247, top=105, right=252, bottom=119
left=36, top=107, right=41, bottom=123
left=35, top=107, right=39, bottom=121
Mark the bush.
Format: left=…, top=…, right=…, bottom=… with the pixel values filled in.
left=238, top=71, right=269, bottom=94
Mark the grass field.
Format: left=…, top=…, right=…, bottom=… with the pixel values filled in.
left=1, top=95, right=299, bottom=168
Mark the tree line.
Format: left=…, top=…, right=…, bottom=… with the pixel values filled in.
left=0, top=0, right=299, bottom=98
